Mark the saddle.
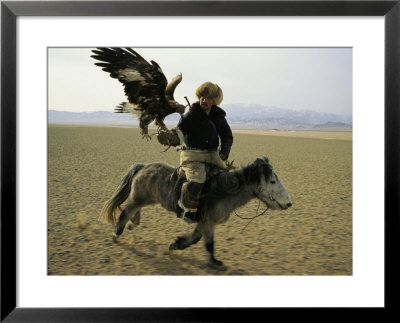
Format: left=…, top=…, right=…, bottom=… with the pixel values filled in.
left=170, top=164, right=240, bottom=204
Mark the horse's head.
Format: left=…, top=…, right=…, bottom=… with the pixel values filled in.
left=252, top=156, right=292, bottom=210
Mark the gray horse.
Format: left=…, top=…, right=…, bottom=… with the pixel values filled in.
left=101, top=156, right=292, bottom=270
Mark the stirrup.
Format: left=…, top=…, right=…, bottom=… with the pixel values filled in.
left=182, top=211, right=199, bottom=223
left=176, top=206, right=184, bottom=218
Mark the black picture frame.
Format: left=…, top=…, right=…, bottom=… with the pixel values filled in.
left=1, top=1, right=399, bottom=321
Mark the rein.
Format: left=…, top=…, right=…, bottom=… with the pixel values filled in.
left=234, top=200, right=269, bottom=233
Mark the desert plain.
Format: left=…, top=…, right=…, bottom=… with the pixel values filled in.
left=48, top=125, right=352, bottom=275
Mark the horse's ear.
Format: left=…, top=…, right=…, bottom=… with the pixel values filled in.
left=261, top=156, right=270, bottom=164
left=247, top=157, right=270, bottom=181
left=254, top=157, right=264, bottom=167
left=253, top=157, right=267, bottom=174
left=255, top=156, right=269, bottom=166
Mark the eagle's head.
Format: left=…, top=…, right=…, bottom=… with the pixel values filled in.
left=169, top=100, right=186, bottom=115
left=176, top=103, right=186, bottom=115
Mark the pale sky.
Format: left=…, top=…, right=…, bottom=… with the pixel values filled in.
left=48, top=47, right=352, bottom=116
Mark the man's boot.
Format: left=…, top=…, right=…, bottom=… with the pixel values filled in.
left=178, top=181, right=203, bottom=223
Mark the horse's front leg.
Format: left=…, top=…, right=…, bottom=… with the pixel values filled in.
left=204, top=228, right=227, bottom=271
left=169, top=226, right=202, bottom=251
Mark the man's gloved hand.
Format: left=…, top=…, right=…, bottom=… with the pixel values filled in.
left=157, top=129, right=180, bottom=147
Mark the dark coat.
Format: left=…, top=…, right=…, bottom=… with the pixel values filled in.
left=177, top=102, right=233, bottom=158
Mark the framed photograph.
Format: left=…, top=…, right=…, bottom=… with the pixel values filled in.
left=2, top=0, right=399, bottom=321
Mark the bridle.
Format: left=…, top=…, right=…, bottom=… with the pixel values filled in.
left=256, top=185, right=264, bottom=194
left=255, top=181, right=278, bottom=205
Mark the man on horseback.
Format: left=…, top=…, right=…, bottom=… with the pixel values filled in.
left=158, top=82, right=233, bottom=223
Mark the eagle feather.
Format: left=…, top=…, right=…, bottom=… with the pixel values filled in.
left=91, top=47, right=186, bottom=138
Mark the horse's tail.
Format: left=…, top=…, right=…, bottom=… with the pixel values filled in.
left=100, top=163, right=145, bottom=225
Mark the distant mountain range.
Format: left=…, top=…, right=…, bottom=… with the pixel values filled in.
left=48, top=104, right=352, bottom=131
left=223, top=104, right=352, bottom=130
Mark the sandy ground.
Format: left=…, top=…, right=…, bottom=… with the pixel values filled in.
left=48, top=125, right=352, bottom=275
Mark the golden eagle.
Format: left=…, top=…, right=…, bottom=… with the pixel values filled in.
left=91, top=47, right=186, bottom=139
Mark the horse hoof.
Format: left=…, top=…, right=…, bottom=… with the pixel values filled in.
left=207, top=259, right=227, bottom=271
left=112, top=234, right=120, bottom=243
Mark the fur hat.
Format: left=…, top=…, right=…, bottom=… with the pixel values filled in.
left=195, top=82, right=223, bottom=106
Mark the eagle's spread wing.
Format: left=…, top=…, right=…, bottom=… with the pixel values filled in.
left=91, top=47, right=169, bottom=115
left=91, top=48, right=186, bottom=139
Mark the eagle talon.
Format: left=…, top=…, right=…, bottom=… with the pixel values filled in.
left=142, top=134, right=152, bottom=141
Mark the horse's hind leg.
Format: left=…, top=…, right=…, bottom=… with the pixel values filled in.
left=127, top=211, right=141, bottom=230
left=113, top=203, right=141, bottom=241
left=169, top=227, right=202, bottom=251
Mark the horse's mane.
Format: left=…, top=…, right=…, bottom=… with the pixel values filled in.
left=199, top=156, right=273, bottom=212
left=239, top=156, right=273, bottom=184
